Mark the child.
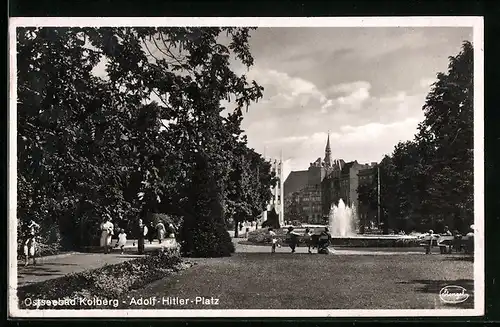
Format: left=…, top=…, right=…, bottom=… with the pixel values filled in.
left=303, top=228, right=313, bottom=254
left=117, top=229, right=127, bottom=254
left=268, top=228, right=277, bottom=253
left=425, top=229, right=434, bottom=254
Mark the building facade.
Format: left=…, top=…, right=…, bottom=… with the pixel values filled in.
left=284, top=133, right=377, bottom=226
left=357, top=166, right=378, bottom=230
left=261, top=155, right=285, bottom=227
left=322, top=160, right=377, bottom=217
left=284, top=134, right=335, bottom=224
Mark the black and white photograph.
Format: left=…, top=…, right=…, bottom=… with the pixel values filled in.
left=8, top=17, right=484, bottom=318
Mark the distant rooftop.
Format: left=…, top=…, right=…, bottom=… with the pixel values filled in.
left=283, top=170, right=309, bottom=196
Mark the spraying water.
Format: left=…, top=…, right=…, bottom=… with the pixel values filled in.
left=329, top=199, right=357, bottom=237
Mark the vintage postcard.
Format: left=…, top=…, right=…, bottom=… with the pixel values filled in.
left=8, top=17, right=484, bottom=318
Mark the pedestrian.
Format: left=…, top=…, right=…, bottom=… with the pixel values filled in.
left=317, top=227, right=332, bottom=254
left=100, top=215, right=114, bottom=254
left=286, top=226, right=299, bottom=253
left=156, top=221, right=166, bottom=244
left=245, top=225, right=250, bottom=239
left=440, top=226, right=453, bottom=254
left=167, top=223, right=176, bottom=238
left=23, top=220, right=40, bottom=266
left=303, top=228, right=313, bottom=254
left=117, top=229, right=127, bottom=254
left=425, top=229, right=434, bottom=254
left=147, top=221, right=155, bottom=244
left=465, top=224, right=474, bottom=254
left=268, top=228, right=277, bottom=253
left=136, top=218, right=148, bottom=254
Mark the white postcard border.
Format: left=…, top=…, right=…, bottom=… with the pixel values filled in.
left=8, top=16, right=484, bottom=318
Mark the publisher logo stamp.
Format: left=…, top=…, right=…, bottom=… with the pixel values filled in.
left=439, top=285, right=470, bottom=304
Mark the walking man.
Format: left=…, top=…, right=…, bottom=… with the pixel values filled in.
left=136, top=218, right=148, bottom=254
left=425, top=229, right=435, bottom=254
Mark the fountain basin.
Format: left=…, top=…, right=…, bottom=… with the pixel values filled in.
left=328, top=235, right=420, bottom=248
left=246, top=228, right=422, bottom=247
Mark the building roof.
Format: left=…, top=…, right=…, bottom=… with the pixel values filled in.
left=284, top=170, right=309, bottom=196
left=341, top=161, right=357, bottom=175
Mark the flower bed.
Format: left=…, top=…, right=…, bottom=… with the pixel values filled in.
left=247, top=228, right=288, bottom=243
left=17, top=248, right=194, bottom=309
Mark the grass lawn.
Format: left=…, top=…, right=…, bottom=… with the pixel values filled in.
left=119, top=253, right=474, bottom=310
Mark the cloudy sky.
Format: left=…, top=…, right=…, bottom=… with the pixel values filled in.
left=88, top=26, right=473, bottom=181
left=221, top=27, right=473, bottom=180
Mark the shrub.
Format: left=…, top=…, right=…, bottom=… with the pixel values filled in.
left=178, top=154, right=235, bottom=258
left=248, top=228, right=287, bottom=243
left=17, top=248, right=188, bottom=309
left=183, top=219, right=235, bottom=257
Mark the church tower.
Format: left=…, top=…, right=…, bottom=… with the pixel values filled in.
left=324, top=131, right=333, bottom=168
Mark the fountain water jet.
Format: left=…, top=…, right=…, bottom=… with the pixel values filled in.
left=328, top=199, right=357, bottom=237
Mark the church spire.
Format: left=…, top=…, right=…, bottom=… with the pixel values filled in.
left=324, top=130, right=332, bottom=168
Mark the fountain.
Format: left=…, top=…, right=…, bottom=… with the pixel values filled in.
left=324, top=198, right=419, bottom=247
left=329, top=199, right=356, bottom=237
left=251, top=198, right=422, bottom=248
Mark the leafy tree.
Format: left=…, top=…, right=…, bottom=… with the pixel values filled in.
left=224, top=136, right=277, bottom=237
left=355, top=41, right=473, bottom=234
left=17, top=27, right=271, bottom=256
left=419, top=41, right=474, bottom=233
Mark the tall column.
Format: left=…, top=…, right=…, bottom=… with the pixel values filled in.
left=279, top=151, right=285, bottom=226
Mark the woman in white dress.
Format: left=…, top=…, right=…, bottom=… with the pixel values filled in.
left=167, top=223, right=176, bottom=238
left=117, top=229, right=127, bottom=254
left=23, top=220, right=40, bottom=266
left=156, top=221, right=166, bottom=244
left=100, top=215, right=114, bottom=254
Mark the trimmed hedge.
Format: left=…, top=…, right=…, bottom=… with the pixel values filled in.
left=17, top=248, right=193, bottom=309
left=182, top=219, right=235, bottom=257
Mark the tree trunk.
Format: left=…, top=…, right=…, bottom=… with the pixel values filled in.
left=382, top=211, right=389, bottom=234
left=234, top=220, right=239, bottom=238
left=359, top=215, right=365, bottom=234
